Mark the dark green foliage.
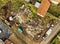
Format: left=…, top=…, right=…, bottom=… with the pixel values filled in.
left=48, top=4, right=60, bottom=17
left=37, top=0, right=42, bottom=3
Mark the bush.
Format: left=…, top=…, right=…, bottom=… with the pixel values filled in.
left=48, top=3, right=60, bottom=17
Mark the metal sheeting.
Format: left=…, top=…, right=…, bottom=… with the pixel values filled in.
left=0, top=20, right=12, bottom=41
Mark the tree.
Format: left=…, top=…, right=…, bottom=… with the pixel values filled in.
left=48, top=3, right=60, bottom=17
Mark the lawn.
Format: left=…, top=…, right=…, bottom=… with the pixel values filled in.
left=51, top=32, right=60, bottom=44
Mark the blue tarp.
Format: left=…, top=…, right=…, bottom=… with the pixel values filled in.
left=18, top=28, right=23, bottom=33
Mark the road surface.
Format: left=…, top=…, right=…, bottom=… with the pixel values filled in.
left=40, top=22, right=60, bottom=44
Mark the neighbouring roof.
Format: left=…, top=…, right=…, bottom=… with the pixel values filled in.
left=53, top=0, right=60, bottom=2
left=37, top=0, right=50, bottom=17
left=25, top=0, right=30, bottom=2
left=34, top=2, right=40, bottom=8
left=0, top=20, right=12, bottom=41
left=50, top=0, right=60, bottom=4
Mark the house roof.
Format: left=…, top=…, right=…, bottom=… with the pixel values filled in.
left=37, top=0, right=50, bottom=17
left=50, top=0, right=60, bottom=5
left=53, top=0, right=60, bottom=2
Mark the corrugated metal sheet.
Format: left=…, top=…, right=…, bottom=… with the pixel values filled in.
left=0, top=20, right=12, bottom=41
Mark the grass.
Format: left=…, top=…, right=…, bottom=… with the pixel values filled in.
left=23, top=1, right=59, bottom=20
left=0, top=0, right=60, bottom=44
left=11, top=0, right=24, bottom=11
left=0, top=0, right=9, bottom=8
left=38, top=0, right=42, bottom=2
left=0, top=0, right=59, bottom=20
left=23, top=1, right=37, bottom=14
left=46, top=13, right=59, bottom=20
left=51, top=32, right=60, bottom=44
